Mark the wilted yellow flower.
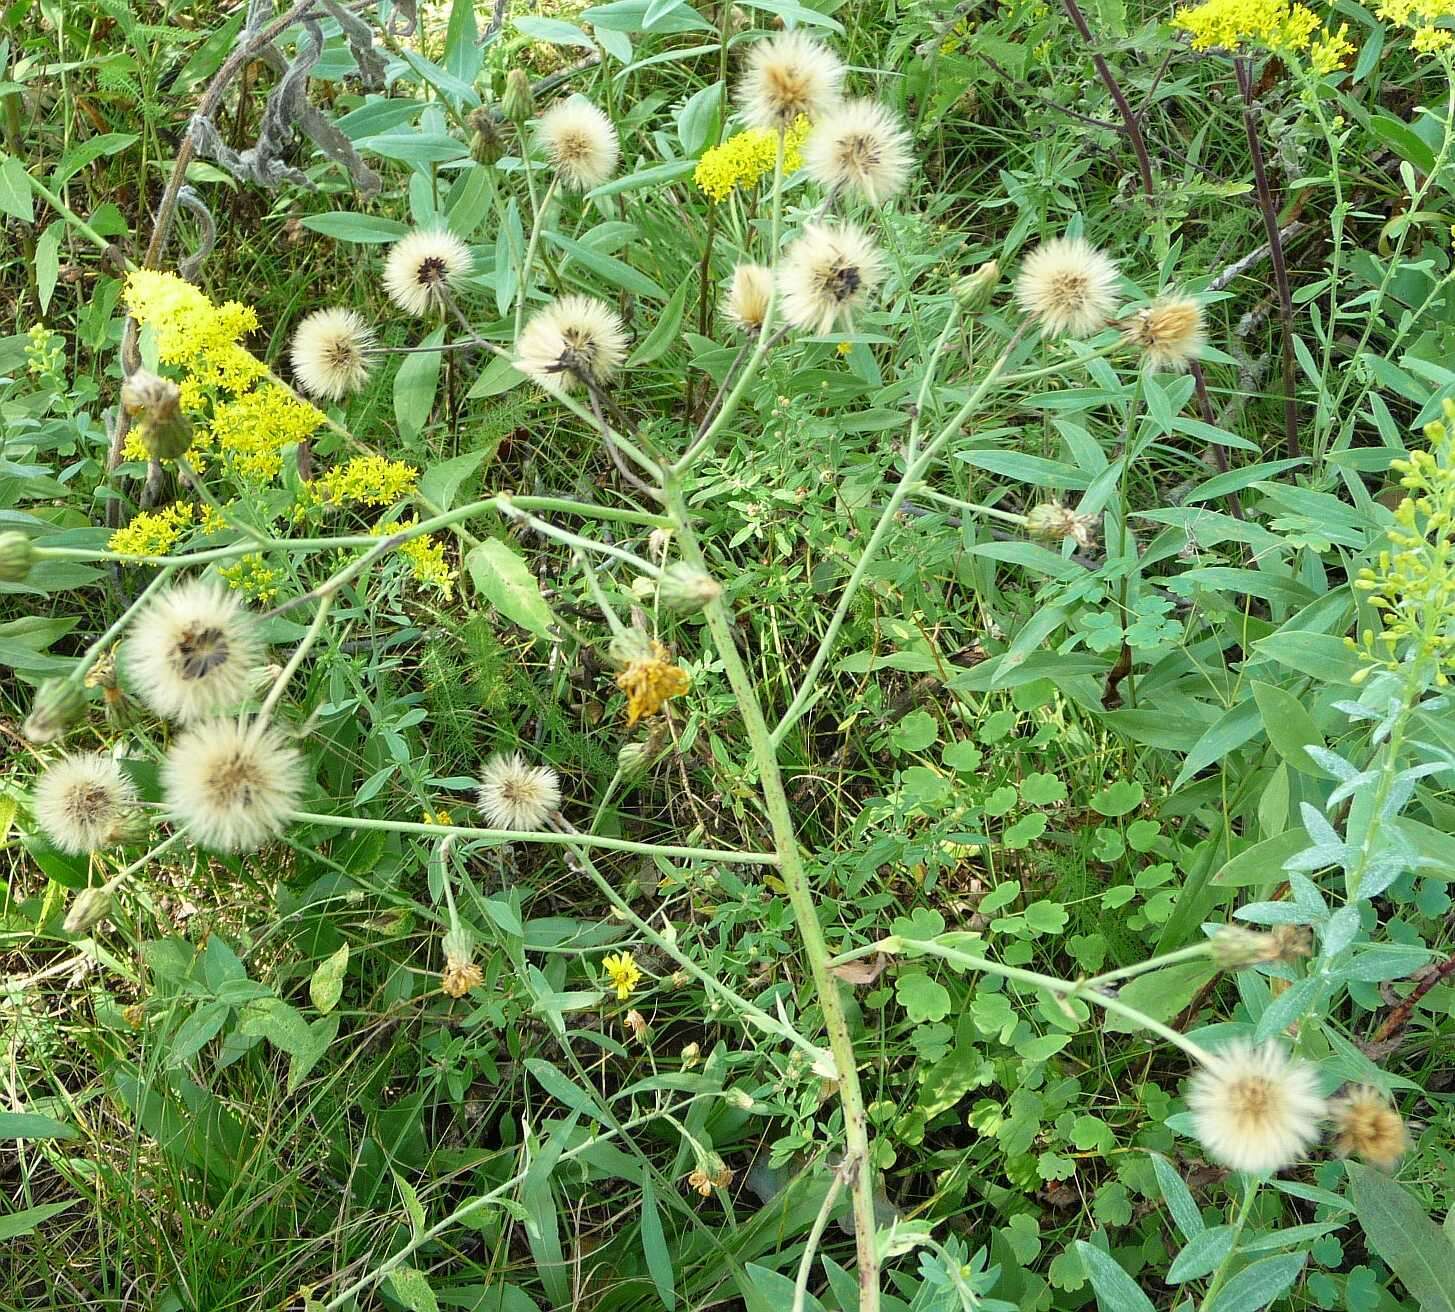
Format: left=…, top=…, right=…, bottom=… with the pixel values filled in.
left=602, top=950, right=643, bottom=1000
left=615, top=639, right=690, bottom=724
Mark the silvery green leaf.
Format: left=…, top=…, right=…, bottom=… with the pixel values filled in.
left=1302, top=745, right=1362, bottom=781
left=1300, top=802, right=1343, bottom=850
left=1284, top=842, right=1349, bottom=873
left=1327, top=771, right=1379, bottom=809
left=1235, top=901, right=1314, bottom=926
left=1319, top=905, right=1360, bottom=959
left=1288, top=875, right=1329, bottom=919
left=1331, top=699, right=1381, bottom=722
left=1342, top=944, right=1431, bottom=982
left=1356, top=851, right=1409, bottom=900
left=1253, top=975, right=1326, bottom=1042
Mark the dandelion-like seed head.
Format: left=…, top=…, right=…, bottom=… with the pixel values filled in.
left=382, top=229, right=473, bottom=317
left=162, top=718, right=305, bottom=853
left=737, top=30, right=845, bottom=132
left=536, top=97, right=620, bottom=191
left=1125, top=295, right=1206, bottom=372
left=1188, top=1039, right=1327, bottom=1174
left=803, top=98, right=913, bottom=204
left=1331, top=1086, right=1408, bottom=1170
left=32, top=753, right=137, bottom=855
left=778, top=222, right=884, bottom=336
left=515, top=295, right=628, bottom=395
left=1015, top=236, right=1121, bottom=338
left=723, top=263, right=775, bottom=335
left=476, top=752, right=562, bottom=831
left=290, top=308, right=376, bottom=401
left=122, top=578, right=263, bottom=723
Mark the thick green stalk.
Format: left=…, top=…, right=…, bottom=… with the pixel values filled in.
left=663, top=475, right=882, bottom=1310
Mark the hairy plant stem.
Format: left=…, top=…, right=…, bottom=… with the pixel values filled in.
left=773, top=321, right=1030, bottom=747
left=286, top=809, right=779, bottom=865
left=662, top=473, right=882, bottom=1310
left=1235, top=57, right=1300, bottom=460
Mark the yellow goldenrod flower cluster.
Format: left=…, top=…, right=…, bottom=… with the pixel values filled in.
left=602, top=950, right=643, bottom=1000
left=694, top=116, right=811, bottom=202
left=371, top=518, right=454, bottom=599
left=1309, top=21, right=1358, bottom=70
left=300, top=456, right=420, bottom=511
left=122, top=272, right=325, bottom=481
left=1173, top=0, right=1320, bottom=52
left=218, top=552, right=284, bottom=603
left=106, top=503, right=195, bottom=557
left=125, top=270, right=266, bottom=396
left=207, top=384, right=326, bottom=482
left=1376, top=0, right=1454, bottom=51
left=1353, top=399, right=1455, bottom=680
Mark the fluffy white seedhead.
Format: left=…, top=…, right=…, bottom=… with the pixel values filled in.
left=122, top=578, right=263, bottom=723
left=723, top=263, right=774, bottom=335
left=383, top=229, right=473, bottom=316
left=32, top=753, right=137, bottom=854
left=162, top=718, right=305, bottom=853
left=1015, top=236, right=1120, bottom=338
left=803, top=99, right=913, bottom=205
left=515, top=295, right=629, bottom=394
left=537, top=97, right=620, bottom=191
left=737, top=31, right=844, bottom=132
left=777, top=222, right=884, bottom=335
left=1188, top=1039, right=1327, bottom=1175
left=1124, top=295, right=1207, bottom=372
left=290, top=307, right=376, bottom=401
left=477, top=752, right=561, bottom=830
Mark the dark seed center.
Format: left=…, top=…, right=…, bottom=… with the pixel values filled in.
left=828, top=264, right=862, bottom=302
left=176, top=626, right=230, bottom=681
left=417, top=256, right=449, bottom=285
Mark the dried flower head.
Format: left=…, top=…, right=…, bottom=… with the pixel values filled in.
left=122, top=578, right=263, bottom=723
left=1331, top=1087, right=1408, bottom=1170
left=1124, top=295, right=1206, bottom=372
left=121, top=369, right=194, bottom=460
left=1207, top=924, right=1315, bottom=968
left=290, top=307, right=376, bottom=401
left=723, top=262, right=775, bottom=335
left=1025, top=501, right=1099, bottom=550
left=515, top=295, right=629, bottom=395
left=162, top=718, right=305, bottom=853
left=536, top=97, right=619, bottom=191
left=612, top=635, right=691, bottom=725
left=624, top=1008, right=651, bottom=1043
left=737, top=30, right=844, bottom=131
left=1016, top=236, right=1120, bottom=337
left=23, top=677, right=87, bottom=744
left=32, top=754, right=137, bottom=854
left=1188, top=1039, right=1327, bottom=1174
left=803, top=98, right=913, bottom=204
left=383, top=229, right=473, bottom=317
left=778, top=222, right=884, bottom=336
left=476, top=752, right=562, bottom=830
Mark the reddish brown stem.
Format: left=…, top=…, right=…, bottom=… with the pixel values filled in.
left=1235, top=57, right=1301, bottom=460
left=1056, top=0, right=1156, bottom=197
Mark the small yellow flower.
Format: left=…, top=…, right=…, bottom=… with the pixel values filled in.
left=615, top=639, right=690, bottom=725
left=423, top=808, right=455, bottom=826
left=602, top=950, right=643, bottom=1000
left=835, top=341, right=853, bottom=356
left=217, top=552, right=283, bottom=604
left=107, top=503, right=195, bottom=557
left=1173, top=0, right=1321, bottom=52
left=694, top=116, right=811, bottom=202
left=302, top=455, right=420, bottom=510
left=371, top=518, right=455, bottom=599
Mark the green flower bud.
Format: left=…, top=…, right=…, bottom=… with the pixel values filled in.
left=607, top=627, right=656, bottom=670
left=64, top=883, right=114, bottom=934
left=121, top=369, right=194, bottom=461
left=23, top=677, right=86, bottom=744
left=501, top=69, right=535, bottom=123
left=658, top=562, right=721, bottom=614
left=0, top=531, right=35, bottom=583
left=954, top=259, right=1000, bottom=311
left=468, top=108, right=505, bottom=164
